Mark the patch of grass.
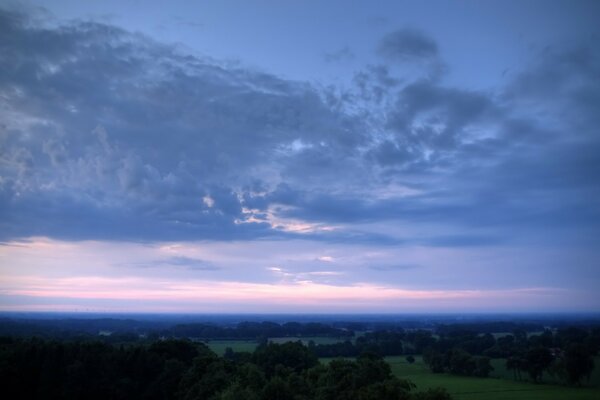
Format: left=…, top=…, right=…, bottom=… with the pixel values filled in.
left=385, top=356, right=600, bottom=400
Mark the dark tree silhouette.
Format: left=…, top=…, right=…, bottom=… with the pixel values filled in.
left=562, top=343, right=595, bottom=386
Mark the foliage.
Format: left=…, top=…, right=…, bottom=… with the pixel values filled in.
left=1, top=317, right=598, bottom=395
left=523, top=347, right=554, bottom=382
left=560, top=344, right=595, bottom=386
left=422, top=348, right=493, bottom=377
left=0, top=337, right=443, bottom=400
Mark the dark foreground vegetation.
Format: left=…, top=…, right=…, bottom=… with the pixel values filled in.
left=0, top=314, right=598, bottom=399
left=0, top=338, right=451, bottom=400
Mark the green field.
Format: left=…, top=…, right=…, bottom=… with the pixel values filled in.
left=384, top=356, right=600, bottom=400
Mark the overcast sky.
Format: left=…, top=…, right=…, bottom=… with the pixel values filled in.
left=1, top=0, right=599, bottom=313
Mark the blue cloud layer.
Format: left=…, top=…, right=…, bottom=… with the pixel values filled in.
left=1, top=7, right=599, bottom=250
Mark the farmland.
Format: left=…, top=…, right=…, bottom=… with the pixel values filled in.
left=385, top=356, right=600, bottom=400
left=209, top=337, right=600, bottom=399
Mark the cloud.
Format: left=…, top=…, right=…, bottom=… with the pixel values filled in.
left=324, top=46, right=355, bottom=63
left=317, top=256, right=334, bottom=262
left=0, top=6, right=599, bottom=254
left=0, top=5, right=598, bottom=313
left=0, top=8, right=365, bottom=242
left=377, top=28, right=438, bottom=61
left=368, top=264, right=420, bottom=272
left=144, top=256, right=220, bottom=271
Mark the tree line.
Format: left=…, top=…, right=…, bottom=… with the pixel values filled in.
left=1, top=317, right=597, bottom=387
left=0, top=319, right=353, bottom=342
left=310, top=325, right=598, bottom=384
left=422, top=326, right=597, bottom=385
left=168, top=321, right=353, bottom=340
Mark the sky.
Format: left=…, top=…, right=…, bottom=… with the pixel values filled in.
left=0, top=0, right=599, bottom=313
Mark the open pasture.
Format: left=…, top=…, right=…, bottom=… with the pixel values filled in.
left=385, top=356, right=600, bottom=400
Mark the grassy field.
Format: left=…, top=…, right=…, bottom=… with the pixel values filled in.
left=384, top=356, right=600, bottom=400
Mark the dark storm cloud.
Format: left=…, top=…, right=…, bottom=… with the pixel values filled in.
left=1, top=7, right=599, bottom=247
left=377, top=28, right=438, bottom=61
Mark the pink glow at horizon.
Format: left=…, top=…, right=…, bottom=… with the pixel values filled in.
left=0, top=274, right=569, bottom=312
left=0, top=237, right=594, bottom=313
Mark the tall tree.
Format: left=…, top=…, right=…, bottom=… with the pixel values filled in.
left=524, top=348, right=553, bottom=383
left=562, top=344, right=595, bottom=386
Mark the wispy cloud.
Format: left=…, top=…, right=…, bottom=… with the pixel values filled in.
left=368, top=264, right=420, bottom=272
left=133, top=256, right=220, bottom=271
left=324, top=46, right=355, bottom=63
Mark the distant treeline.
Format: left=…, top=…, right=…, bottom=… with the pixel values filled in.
left=310, top=331, right=408, bottom=357
left=168, top=321, right=353, bottom=340
left=0, top=317, right=169, bottom=338
left=310, top=328, right=496, bottom=359
left=0, top=319, right=352, bottom=341
left=435, top=321, right=545, bottom=335
left=0, top=337, right=451, bottom=400
left=3, top=316, right=599, bottom=341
